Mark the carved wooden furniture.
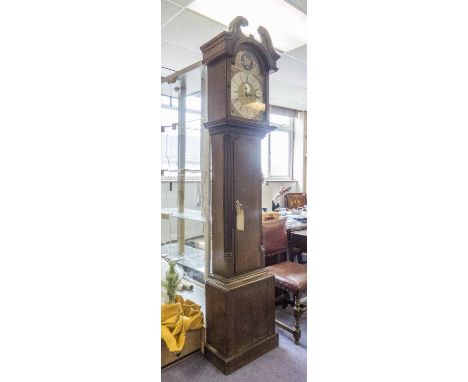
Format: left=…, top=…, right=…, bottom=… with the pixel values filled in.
left=289, top=229, right=307, bottom=264
left=266, top=261, right=307, bottom=344
left=284, top=192, right=307, bottom=210
left=200, top=16, right=281, bottom=375
left=262, top=218, right=289, bottom=266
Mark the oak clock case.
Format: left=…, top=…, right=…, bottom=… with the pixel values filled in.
left=200, top=16, right=281, bottom=375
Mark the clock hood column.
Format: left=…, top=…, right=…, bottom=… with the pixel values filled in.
left=200, top=17, right=281, bottom=375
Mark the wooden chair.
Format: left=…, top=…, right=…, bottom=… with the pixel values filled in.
left=266, top=261, right=307, bottom=344
left=262, top=218, right=288, bottom=266
left=284, top=193, right=307, bottom=210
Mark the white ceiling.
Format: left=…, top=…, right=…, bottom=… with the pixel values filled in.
left=161, top=0, right=307, bottom=111
left=284, top=0, right=307, bottom=14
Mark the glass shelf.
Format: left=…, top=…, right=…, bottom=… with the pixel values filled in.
left=161, top=208, right=207, bottom=223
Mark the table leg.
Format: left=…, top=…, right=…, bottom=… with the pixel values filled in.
left=288, top=240, right=294, bottom=261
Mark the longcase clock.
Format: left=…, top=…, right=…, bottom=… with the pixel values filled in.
left=200, top=16, right=281, bottom=375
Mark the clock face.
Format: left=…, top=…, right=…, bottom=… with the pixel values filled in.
left=231, top=51, right=265, bottom=121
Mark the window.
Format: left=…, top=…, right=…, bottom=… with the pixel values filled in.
left=261, top=112, right=294, bottom=179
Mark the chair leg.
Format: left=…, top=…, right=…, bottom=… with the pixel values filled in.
left=281, top=291, right=288, bottom=309
left=293, top=293, right=302, bottom=344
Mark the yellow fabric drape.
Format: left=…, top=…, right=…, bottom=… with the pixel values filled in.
left=161, top=295, right=203, bottom=353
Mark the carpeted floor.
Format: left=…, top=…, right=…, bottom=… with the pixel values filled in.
left=162, top=306, right=307, bottom=382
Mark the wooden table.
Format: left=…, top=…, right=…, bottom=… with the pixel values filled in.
left=288, top=229, right=307, bottom=263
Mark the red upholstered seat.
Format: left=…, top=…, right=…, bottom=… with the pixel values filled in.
left=262, top=218, right=288, bottom=265
left=266, top=261, right=307, bottom=294
left=262, top=218, right=287, bottom=254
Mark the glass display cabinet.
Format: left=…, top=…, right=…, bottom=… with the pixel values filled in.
left=161, top=64, right=211, bottom=286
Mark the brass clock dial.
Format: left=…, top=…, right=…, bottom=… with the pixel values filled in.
left=231, top=51, right=265, bottom=120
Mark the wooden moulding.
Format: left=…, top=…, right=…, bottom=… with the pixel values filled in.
left=200, top=16, right=280, bottom=72
left=204, top=119, right=276, bottom=137
left=204, top=333, right=278, bottom=375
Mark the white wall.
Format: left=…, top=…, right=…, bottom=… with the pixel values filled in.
left=293, top=111, right=307, bottom=192
left=261, top=180, right=299, bottom=211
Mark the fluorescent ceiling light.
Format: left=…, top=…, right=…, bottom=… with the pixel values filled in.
left=188, top=0, right=306, bottom=52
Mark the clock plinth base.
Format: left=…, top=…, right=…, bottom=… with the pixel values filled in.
left=204, top=333, right=279, bottom=375
left=204, top=269, right=278, bottom=375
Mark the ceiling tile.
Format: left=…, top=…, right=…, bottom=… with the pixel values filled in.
left=161, top=40, right=202, bottom=71
left=269, top=79, right=303, bottom=99
left=161, top=67, right=203, bottom=98
left=162, top=9, right=226, bottom=53
left=269, top=78, right=307, bottom=110
left=271, top=53, right=307, bottom=88
left=161, top=67, right=175, bottom=77
left=170, top=0, right=195, bottom=6
left=286, top=44, right=307, bottom=63
left=284, top=0, right=307, bottom=14
left=161, top=0, right=182, bottom=26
